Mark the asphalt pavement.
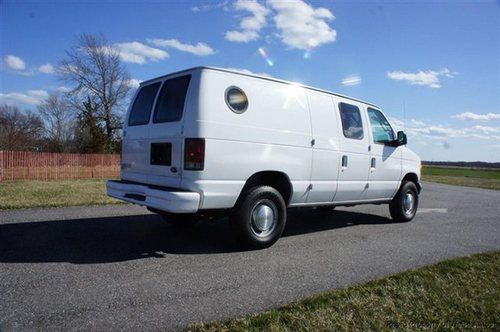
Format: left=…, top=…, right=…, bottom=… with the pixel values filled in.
left=1, top=182, right=499, bottom=331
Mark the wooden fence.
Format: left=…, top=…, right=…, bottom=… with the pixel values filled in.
left=0, top=151, right=120, bottom=181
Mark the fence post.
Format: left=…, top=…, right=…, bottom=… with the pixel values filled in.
left=9, top=152, right=15, bottom=181
left=0, top=151, right=3, bottom=182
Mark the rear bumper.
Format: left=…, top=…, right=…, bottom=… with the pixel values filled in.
left=106, top=180, right=200, bottom=213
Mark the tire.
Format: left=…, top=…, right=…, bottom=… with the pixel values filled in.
left=148, top=208, right=199, bottom=227
left=231, top=186, right=287, bottom=249
left=389, top=181, right=419, bottom=222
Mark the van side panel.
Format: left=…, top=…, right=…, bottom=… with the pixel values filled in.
left=401, top=149, right=421, bottom=183
left=181, top=69, right=312, bottom=209
left=306, top=91, right=340, bottom=203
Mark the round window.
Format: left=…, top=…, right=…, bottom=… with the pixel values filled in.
left=225, top=87, right=248, bottom=113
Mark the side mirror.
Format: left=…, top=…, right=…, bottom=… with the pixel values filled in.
left=396, top=131, right=407, bottom=145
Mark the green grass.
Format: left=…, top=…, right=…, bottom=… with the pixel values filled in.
left=188, top=252, right=500, bottom=331
left=0, top=179, right=122, bottom=210
left=422, top=166, right=500, bottom=179
left=422, top=166, right=500, bottom=190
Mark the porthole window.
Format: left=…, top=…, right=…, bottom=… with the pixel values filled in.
left=225, top=86, right=248, bottom=113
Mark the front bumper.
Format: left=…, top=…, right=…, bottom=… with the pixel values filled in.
left=106, top=180, right=200, bottom=213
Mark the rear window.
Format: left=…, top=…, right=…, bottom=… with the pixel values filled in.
left=128, top=82, right=161, bottom=126
left=339, top=102, right=364, bottom=140
left=153, top=75, right=191, bottom=123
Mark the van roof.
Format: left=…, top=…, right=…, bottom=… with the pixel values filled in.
left=140, top=66, right=380, bottom=108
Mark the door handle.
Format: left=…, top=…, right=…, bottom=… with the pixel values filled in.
left=371, top=157, right=376, bottom=169
left=342, top=155, right=348, bottom=167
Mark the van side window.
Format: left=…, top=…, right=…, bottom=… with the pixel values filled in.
left=339, top=102, right=364, bottom=140
left=153, top=75, right=191, bottom=123
left=367, top=108, right=395, bottom=143
left=128, top=82, right=161, bottom=126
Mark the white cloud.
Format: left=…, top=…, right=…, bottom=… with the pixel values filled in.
left=56, top=86, right=72, bottom=93
left=387, top=68, right=456, bottom=88
left=3, top=56, right=57, bottom=76
left=147, top=38, right=216, bottom=56
left=225, top=30, right=260, bottom=42
left=225, top=0, right=270, bottom=42
left=471, top=125, right=500, bottom=134
left=388, top=117, right=405, bottom=131
left=221, top=0, right=337, bottom=50
left=125, top=78, right=142, bottom=89
left=410, top=119, right=426, bottom=127
left=38, top=63, right=55, bottom=74
left=113, top=42, right=168, bottom=64
left=3, top=55, right=26, bottom=71
left=0, top=89, right=49, bottom=106
left=414, top=126, right=465, bottom=138
left=192, top=1, right=229, bottom=13
left=268, top=0, right=336, bottom=50
left=341, top=75, right=361, bottom=86
left=452, top=112, right=500, bottom=122
left=390, top=116, right=500, bottom=141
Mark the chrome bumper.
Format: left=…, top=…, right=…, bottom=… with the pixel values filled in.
left=106, top=180, right=200, bottom=213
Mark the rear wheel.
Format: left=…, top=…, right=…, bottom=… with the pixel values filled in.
left=389, top=181, right=418, bottom=222
left=231, top=186, right=287, bottom=249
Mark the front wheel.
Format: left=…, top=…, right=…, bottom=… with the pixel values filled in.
left=389, top=181, right=419, bottom=222
left=231, top=186, right=287, bottom=249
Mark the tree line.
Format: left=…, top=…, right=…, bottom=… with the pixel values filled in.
left=0, top=34, right=132, bottom=154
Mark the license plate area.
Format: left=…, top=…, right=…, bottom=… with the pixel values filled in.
left=150, top=143, right=172, bottom=166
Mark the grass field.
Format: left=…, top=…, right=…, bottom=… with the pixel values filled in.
left=422, top=166, right=500, bottom=190
left=188, top=252, right=500, bottom=331
left=0, top=179, right=122, bottom=210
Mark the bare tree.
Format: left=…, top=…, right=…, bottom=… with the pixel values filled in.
left=0, top=104, right=45, bottom=151
left=59, top=33, right=131, bottom=152
left=37, top=93, right=74, bottom=152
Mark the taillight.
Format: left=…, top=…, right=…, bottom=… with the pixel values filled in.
left=184, top=138, right=205, bottom=171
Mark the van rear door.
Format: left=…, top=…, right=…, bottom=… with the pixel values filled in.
left=148, top=74, right=192, bottom=187
left=121, top=82, right=161, bottom=184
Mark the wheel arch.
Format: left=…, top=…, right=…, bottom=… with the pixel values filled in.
left=237, top=170, right=293, bottom=206
left=401, top=172, right=421, bottom=193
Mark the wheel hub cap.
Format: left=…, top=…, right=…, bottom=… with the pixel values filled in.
left=403, top=192, right=414, bottom=215
left=251, top=201, right=277, bottom=237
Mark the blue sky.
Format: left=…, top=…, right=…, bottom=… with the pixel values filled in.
left=1, top=0, right=499, bottom=161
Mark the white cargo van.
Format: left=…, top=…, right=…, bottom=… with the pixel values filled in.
left=107, top=67, right=421, bottom=248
